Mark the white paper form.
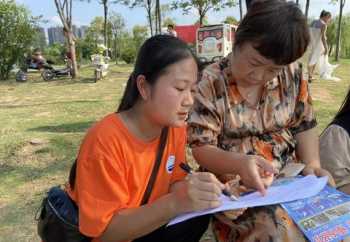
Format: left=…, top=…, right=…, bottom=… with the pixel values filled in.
left=168, top=175, right=328, bottom=226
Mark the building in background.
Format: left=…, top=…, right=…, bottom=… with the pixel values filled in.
left=47, top=25, right=88, bottom=45
left=48, top=26, right=65, bottom=45
left=35, top=27, right=47, bottom=48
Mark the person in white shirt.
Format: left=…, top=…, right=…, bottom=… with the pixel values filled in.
left=307, top=10, right=332, bottom=82
left=320, top=88, right=350, bottom=194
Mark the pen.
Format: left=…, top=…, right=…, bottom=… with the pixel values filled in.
left=179, top=162, right=239, bottom=201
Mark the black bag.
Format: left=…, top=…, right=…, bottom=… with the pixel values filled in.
left=37, top=186, right=91, bottom=242
left=37, top=127, right=168, bottom=242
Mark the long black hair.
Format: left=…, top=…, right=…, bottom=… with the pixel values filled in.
left=117, top=34, right=198, bottom=112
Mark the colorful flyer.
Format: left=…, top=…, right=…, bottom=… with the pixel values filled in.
left=282, top=186, right=350, bottom=242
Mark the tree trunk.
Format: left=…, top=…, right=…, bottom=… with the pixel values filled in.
left=296, top=0, right=299, bottom=5
left=304, top=0, right=310, bottom=19
left=146, top=0, right=153, bottom=36
left=0, top=65, right=10, bottom=80
left=335, top=0, right=345, bottom=61
left=155, top=0, right=159, bottom=34
left=114, top=34, right=118, bottom=63
left=157, top=0, right=161, bottom=34
left=54, top=0, right=78, bottom=79
left=239, top=0, right=243, bottom=20
left=103, top=1, right=108, bottom=50
left=68, top=33, right=78, bottom=78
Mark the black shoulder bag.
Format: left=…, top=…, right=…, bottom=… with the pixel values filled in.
left=37, top=127, right=169, bottom=242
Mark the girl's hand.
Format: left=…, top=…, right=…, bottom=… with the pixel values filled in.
left=171, top=172, right=225, bottom=214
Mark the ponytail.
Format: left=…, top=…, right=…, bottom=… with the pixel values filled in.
left=117, top=73, right=139, bottom=112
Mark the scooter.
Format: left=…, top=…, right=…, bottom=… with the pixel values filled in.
left=91, top=54, right=110, bottom=82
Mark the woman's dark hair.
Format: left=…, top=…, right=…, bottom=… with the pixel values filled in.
left=69, top=35, right=198, bottom=189
left=234, top=0, right=310, bottom=65
left=117, top=34, right=198, bottom=112
left=332, top=88, right=350, bottom=122
left=320, top=10, right=331, bottom=18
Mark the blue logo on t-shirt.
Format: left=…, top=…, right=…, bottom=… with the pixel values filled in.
left=166, top=155, right=175, bottom=174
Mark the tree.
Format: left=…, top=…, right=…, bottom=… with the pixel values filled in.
left=155, top=0, right=161, bottom=34
left=335, top=0, right=346, bottom=61
left=0, top=1, right=37, bottom=80
left=133, top=25, right=148, bottom=51
left=153, top=4, right=171, bottom=32
left=44, top=43, right=66, bottom=64
left=194, top=16, right=209, bottom=26
left=163, top=17, right=176, bottom=27
left=119, top=31, right=135, bottom=63
left=82, top=0, right=113, bottom=52
left=84, top=17, right=104, bottom=51
left=54, top=0, right=79, bottom=78
left=33, top=27, right=47, bottom=50
left=172, top=0, right=236, bottom=26
left=326, top=14, right=350, bottom=58
left=238, top=0, right=242, bottom=21
left=109, top=11, right=125, bottom=62
left=326, top=17, right=337, bottom=56
left=304, top=0, right=310, bottom=19
left=119, top=0, right=154, bottom=36
left=223, top=16, right=238, bottom=25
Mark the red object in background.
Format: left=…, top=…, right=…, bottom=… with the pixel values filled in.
left=175, top=24, right=200, bottom=44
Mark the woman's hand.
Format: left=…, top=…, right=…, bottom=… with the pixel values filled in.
left=237, top=155, right=276, bottom=195
left=171, top=172, right=225, bottom=214
left=302, top=165, right=336, bottom=187
left=220, top=179, right=247, bottom=221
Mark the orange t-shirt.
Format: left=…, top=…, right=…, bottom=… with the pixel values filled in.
left=67, top=113, right=187, bottom=241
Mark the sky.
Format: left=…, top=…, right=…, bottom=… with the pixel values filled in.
left=16, top=0, right=350, bottom=31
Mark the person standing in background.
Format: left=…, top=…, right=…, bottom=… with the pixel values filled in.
left=308, top=10, right=332, bottom=82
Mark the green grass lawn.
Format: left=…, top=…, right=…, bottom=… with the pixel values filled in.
left=0, top=60, right=349, bottom=242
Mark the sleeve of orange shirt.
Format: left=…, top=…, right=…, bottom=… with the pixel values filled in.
left=170, top=127, right=187, bottom=184
left=75, top=133, right=130, bottom=237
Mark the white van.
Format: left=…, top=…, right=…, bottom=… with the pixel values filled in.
left=196, top=24, right=237, bottom=63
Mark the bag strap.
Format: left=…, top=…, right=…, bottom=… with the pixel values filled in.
left=140, top=127, right=169, bottom=205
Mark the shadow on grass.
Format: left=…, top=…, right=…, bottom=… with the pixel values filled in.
left=28, top=121, right=94, bottom=133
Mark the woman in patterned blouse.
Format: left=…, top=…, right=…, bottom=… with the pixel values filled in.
left=187, top=1, right=335, bottom=241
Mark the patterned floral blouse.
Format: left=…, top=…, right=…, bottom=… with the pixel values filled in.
left=188, top=55, right=318, bottom=242
left=188, top=55, right=317, bottom=173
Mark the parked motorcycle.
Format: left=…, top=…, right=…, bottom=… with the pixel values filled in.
left=41, top=57, right=72, bottom=81
left=16, top=55, right=54, bottom=82
left=16, top=51, right=72, bottom=82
